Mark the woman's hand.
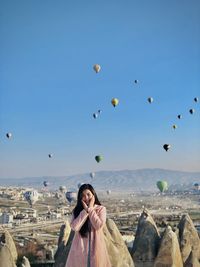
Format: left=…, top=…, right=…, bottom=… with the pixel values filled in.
left=88, top=195, right=95, bottom=208
left=81, top=200, right=88, bottom=212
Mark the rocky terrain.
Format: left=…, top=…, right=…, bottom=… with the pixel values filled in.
left=0, top=196, right=199, bottom=267
left=54, top=210, right=200, bottom=267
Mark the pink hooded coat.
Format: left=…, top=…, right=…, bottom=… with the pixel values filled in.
left=65, top=204, right=112, bottom=267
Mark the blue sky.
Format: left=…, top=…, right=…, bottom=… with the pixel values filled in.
left=0, top=0, right=200, bottom=178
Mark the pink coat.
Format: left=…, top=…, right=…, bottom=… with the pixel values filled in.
left=65, top=204, right=112, bottom=267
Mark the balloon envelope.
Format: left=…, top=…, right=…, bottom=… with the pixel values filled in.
left=194, top=97, right=198, bottom=102
left=189, top=109, right=195, bottom=114
left=6, top=133, right=12, bottom=139
left=24, top=190, right=39, bottom=206
left=43, top=181, right=49, bottom=187
left=163, top=144, right=171, bottom=151
left=48, top=154, right=53, bottom=158
left=194, top=183, right=200, bottom=190
left=93, top=113, right=98, bottom=119
left=90, top=172, right=95, bottom=179
left=95, top=155, right=103, bottom=163
left=66, top=191, right=77, bottom=203
left=177, top=114, right=182, bottom=119
left=93, top=64, right=101, bottom=73
left=156, top=181, right=168, bottom=192
left=111, top=98, right=119, bottom=107
left=147, top=97, right=153, bottom=103
left=172, top=124, right=177, bottom=130
left=59, top=186, right=66, bottom=193
left=77, top=183, right=84, bottom=189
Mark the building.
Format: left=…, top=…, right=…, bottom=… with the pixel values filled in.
left=0, top=212, right=13, bottom=224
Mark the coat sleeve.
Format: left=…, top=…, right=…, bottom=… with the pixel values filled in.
left=88, top=206, right=106, bottom=230
left=70, top=209, right=89, bottom=232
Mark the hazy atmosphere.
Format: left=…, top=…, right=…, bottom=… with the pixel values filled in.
left=1, top=0, right=200, bottom=179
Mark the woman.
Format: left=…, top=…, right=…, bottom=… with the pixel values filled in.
left=65, top=184, right=111, bottom=267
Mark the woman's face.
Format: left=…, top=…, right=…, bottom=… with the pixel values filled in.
left=81, top=189, right=93, bottom=205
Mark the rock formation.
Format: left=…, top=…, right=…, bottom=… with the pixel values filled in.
left=54, top=220, right=73, bottom=267
left=54, top=218, right=135, bottom=267
left=0, top=229, right=18, bottom=267
left=154, top=225, right=183, bottom=267
left=184, top=251, right=200, bottom=267
left=131, top=209, right=160, bottom=263
left=177, top=214, right=200, bottom=265
left=57, top=220, right=71, bottom=247
left=0, top=245, right=16, bottom=267
left=103, top=218, right=135, bottom=267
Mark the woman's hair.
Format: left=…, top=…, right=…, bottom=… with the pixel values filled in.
left=73, top=184, right=101, bottom=237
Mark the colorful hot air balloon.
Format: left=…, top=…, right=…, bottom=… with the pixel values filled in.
left=59, top=186, right=66, bottom=193
left=193, top=183, right=200, bottom=190
left=95, top=155, right=103, bottom=163
left=90, top=172, right=95, bottom=179
left=147, top=97, right=153, bottom=103
left=77, top=183, right=84, bottom=189
left=177, top=114, right=182, bottom=119
left=111, top=98, right=119, bottom=107
left=189, top=109, right=195, bottom=114
left=24, top=190, right=39, bottom=206
left=93, top=113, right=98, bottom=119
left=6, top=133, right=12, bottom=139
left=163, top=144, right=171, bottom=152
left=66, top=191, right=77, bottom=203
left=43, top=181, right=49, bottom=187
left=106, top=190, right=111, bottom=195
left=93, top=64, right=101, bottom=73
left=156, top=181, right=168, bottom=192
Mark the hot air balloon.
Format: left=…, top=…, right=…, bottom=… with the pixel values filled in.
left=66, top=190, right=77, bottom=203
left=172, top=124, right=177, bottom=130
left=90, top=172, right=95, bottom=179
left=95, top=155, right=103, bottom=163
left=189, top=109, right=195, bottom=114
left=93, top=113, right=98, bottom=119
left=6, top=133, right=12, bottom=139
left=48, top=154, right=53, bottom=158
left=111, top=98, right=119, bottom=107
left=43, top=181, right=49, bottom=187
left=194, top=97, right=198, bottom=103
left=193, top=183, right=200, bottom=190
left=93, top=64, right=101, bottom=73
left=77, top=183, right=84, bottom=189
left=134, top=80, right=139, bottom=84
left=156, top=181, right=168, bottom=193
left=98, top=110, right=102, bottom=114
left=106, top=190, right=111, bottom=195
left=177, top=114, right=182, bottom=119
left=24, top=190, right=39, bottom=206
left=147, top=97, right=153, bottom=103
left=59, top=186, right=66, bottom=193
left=163, top=144, right=171, bottom=152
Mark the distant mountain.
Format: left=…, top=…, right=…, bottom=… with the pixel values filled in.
left=0, top=169, right=200, bottom=192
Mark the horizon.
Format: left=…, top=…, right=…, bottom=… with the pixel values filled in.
left=0, top=167, right=200, bottom=180
left=1, top=0, right=200, bottom=179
